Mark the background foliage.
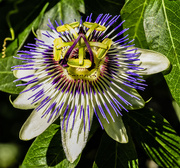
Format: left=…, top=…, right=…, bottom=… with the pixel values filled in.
left=0, top=0, right=180, bottom=167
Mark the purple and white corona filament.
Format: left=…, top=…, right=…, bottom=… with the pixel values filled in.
left=12, top=14, right=170, bottom=162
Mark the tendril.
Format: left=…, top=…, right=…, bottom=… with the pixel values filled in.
left=2, top=0, right=24, bottom=58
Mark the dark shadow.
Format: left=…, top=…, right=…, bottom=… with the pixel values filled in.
left=0, top=91, right=33, bottom=168
left=46, top=121, right=65, bottom=166
left=84, top=0, right=125, bottom=17
left=140, top=73, right=180, bottom=135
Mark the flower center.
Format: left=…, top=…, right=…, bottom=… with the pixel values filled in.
left=53, top=22, right=112, bottom=81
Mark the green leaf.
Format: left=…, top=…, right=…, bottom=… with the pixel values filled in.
left=60, top=0, right=85, bottom=23
left=120, top=0, right=149, bottom=48
left=0, top=3, right=48, bottom=94
left=38, top=0, right=85, bottom=30
left=0, top=57, right=24, bottom=94
left=21, top=123, right=81, bottom=168
left=143, top=0, right=180, bottom=106
left=38, top=2, right=62, bottom=31
left=93, top=132, right=139, bottom=168
left=126, top=108, right=180, bottom=167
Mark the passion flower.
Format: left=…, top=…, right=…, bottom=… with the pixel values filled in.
left=12, top=13, right=170, bottom=162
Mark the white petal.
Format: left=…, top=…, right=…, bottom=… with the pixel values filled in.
left=36, top=29, right=58, bottom=44
left=98, top=111, right=128, bottom=143
left=12, top=84, right=38, bottom=109
left=91, top=81, right=128, bottom=143
left=13, top=69, right=35, bottom=82
left=97, top=76, right=145, bottom=110
left=110, top=79, right=145, bottom=110
left=172, top=100, right=180, bottom=122
left=130, top=48, right=170, bottom=75
left=61, top=106, right=93, bottom=163
left=13, top=77, right=62, bottom=110
left=19, top=102, right=60, bottom=140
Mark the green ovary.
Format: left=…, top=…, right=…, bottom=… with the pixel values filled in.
left=66, top=55, right=106, bottom=81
